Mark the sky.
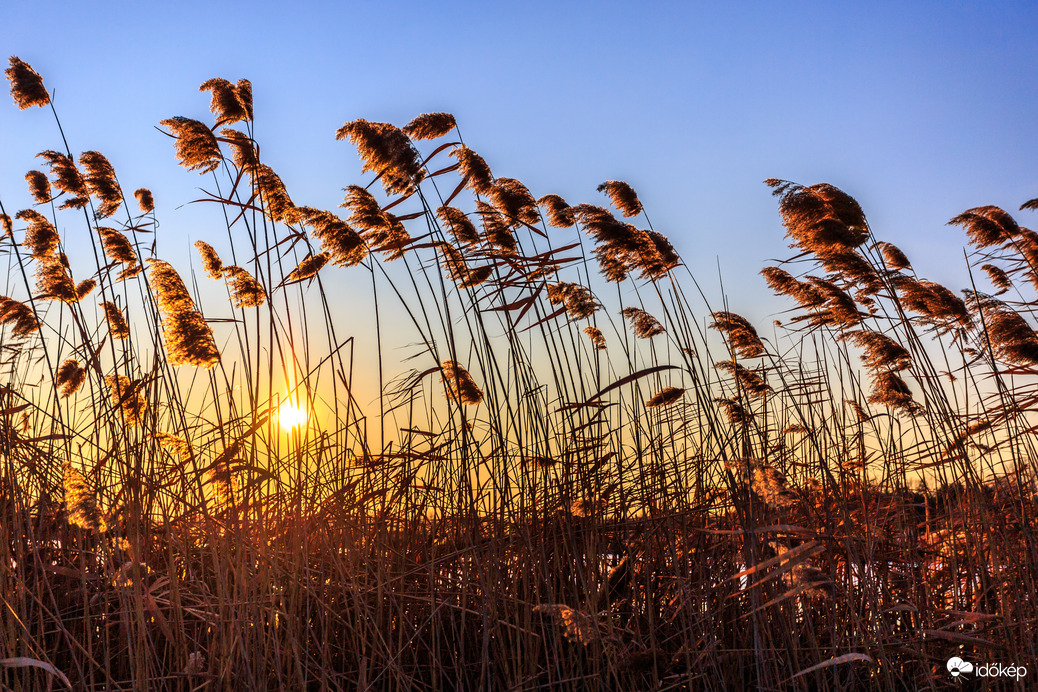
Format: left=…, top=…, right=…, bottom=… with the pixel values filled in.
left=2, top=0, right=1038, bottom=328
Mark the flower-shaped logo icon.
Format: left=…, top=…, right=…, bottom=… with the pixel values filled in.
left=947, top=657, right=974, bottom=677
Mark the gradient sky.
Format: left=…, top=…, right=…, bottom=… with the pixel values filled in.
left=2, top=1, right=1038, bottom=326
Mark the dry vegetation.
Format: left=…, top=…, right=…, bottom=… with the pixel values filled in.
left=1, top=58, right=1036, bottom=690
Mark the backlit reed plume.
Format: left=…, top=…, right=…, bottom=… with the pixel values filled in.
left=537, top=194, right=575, bottom=227
left=194, top=240, right=224, bottom=279
left=206, top=459, right=236, bottom=507
left=620, top=306, right=664, bottom=337
left=782, top=423, right=810, bottom=435
left=874, top=241, right=912, bottom=270
left=299, top=207, right=368, bottom=266
left=714, top=397, right=750, bottom=424
left=220, top=129, right=259, bottom=170
left=101, top=301, right=131, bottom=339
left=475, top=201, right=516, bottom=254
left=892, top=276, right=970, bottom=329
left=342, top=185, right=410, bottom=259
left=767, top=180, right=869, bottom=255
left=488, top=178, right=540, bottom=225
left=753, top=465, right=796, bottom=508
left=160, top=117, right=223, bottom=174
left=867, top=371, right=918, bottom=413
left=336, top=119, right=422, bottom=195
left=532, top=604, right=599, bottom=645
left=981, top=264, right=1011, bottom=294
left=199, top=77, right=251, bottom=125
left=547, top=282, right=600, bottom=320
left=842, top=330, right=912, bottom=371
left=949, top=205, right=1021, bottom=248
left=598, top=180, right=643, bottom=218
left=6, top=57, right=49, bottom=109
left=402, top=112, right=457, bottom=140
left=942, top=419, right=994, bottom=459
left=436, top=243, right=483, bottom=287
left=154, top=432, right=193, bottom=461
left=146, top=258, right=220, bottom=368
left=976, top=296, right=1038, bottom=366
left=760, top=266, right=824, bottom=308
left=769, top=542, right=832, bottom=598
left=450, top=146, right=494, bottom=195
left=63, top=463, right=106, bottom=533
left=222, top=266, right=266, bottom=308
left=440, top=360, right=483, bottom=405
left=284, top=253, right=328, bottom=283
left=134, top=188, right=154, bottom=213
left=35, top=254, right=89, bottom=302
left=0, top=296, right=38, bottom=336
left=1, top=214, right=11, bottom=238
left=25, top=170, right=51, bottom=204
left=37, top=151, right=88, bottom=209
left=646, top=386, right=684, bottom=408
left=802, top=277, right=862, bottom=328
left=709, top=311, right=765, bottom=357
left=584, top=325, right=606, bottom=350
left=16, top=209, right=59, bottom=258
left=436, top=206, right=479, bottom=246
left=106, top=374, right=147, bottom=426
left=97, top=227, right=140, bottom=280
left=55, top=358, right=85, bottom=398
left=845, top=399, right=871, bottom=422
left=715, top=361, right=771, bottom=397
left=252, top=164, right=298, bottom=224
left=570, top=204, right=678, bottom=282
left=79, top=151, right=122, bottom=218
left=814, top=248, right=881, bottom=295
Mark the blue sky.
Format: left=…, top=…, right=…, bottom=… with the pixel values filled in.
left=2, top=1, right=1038, bottom=323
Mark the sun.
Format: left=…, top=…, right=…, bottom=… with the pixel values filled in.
left=276, top=397, right=309, bottom=432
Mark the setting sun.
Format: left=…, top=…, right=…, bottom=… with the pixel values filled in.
left=276, top=397, right=309, bottom=431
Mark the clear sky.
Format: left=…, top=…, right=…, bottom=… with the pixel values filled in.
left=2, top=0, right=1038, bottom=324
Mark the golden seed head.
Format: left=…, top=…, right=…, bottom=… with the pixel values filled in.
left=101, top=301, right=131, bottom=340
left=79, top=151, right=123, bottom=218
left=134, top=188, right=154, bottom=213
left=436, top=206, right=479, bottom=246
left=597, top=180, right=643, bottom=217
left=16, top=209, right=59, bottom=258
left=146, top=259, right=221, bottom=368
left=583, top=326, right=607, bottom=350
left=25, top=170, right=51, bottom=204
left=402, top=112, right=457, bottom=140
left=222, top=265, right=266, bottom=308
left=159, top=117, right=223, bottom=174
left=620, top=306, right=664, bottom=338
left=646, top=386, right=684, bottom=408
left=55, top=358, right=86, bottom=398
left=6, top=57, right=49, bottom=109
left=0, top=296, right=38, bottom=337
left=440, top=360, right=483, bottom=405
left=547, top=282, right=600, bottom=320
left=199, top=77, right=251, bottom=125
left=449, top=146, right=493, bottom=195
left=194, top=240, right=224, bottom=279
left=336, top=119, right=423, bottom=195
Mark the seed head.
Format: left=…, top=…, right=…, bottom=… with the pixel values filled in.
left=134, top=188, right=154, bottom=213
left=336, top=119, right=423, bottom=195
left=199, top=77, right=250, bottom=125
left=101, top=301, right=131, bottom=339
left=194, top=240, right=224, bottom=279
left=79, top=151, right=123, bottom=218
left=598, top=180, right=643, bottom=217
left=620, top=306, right=664, bottom=338
left=0, top=296, right=38, bottom=337
left=55, top=359, right=85, bottom=398
left=63, top=463, right=106, bottom=533
left=646, top=386, right=684, bottom=408
left=146, top=259, right=220, bottom=368
left=440, top=360, right=483, bottom=405
left=160, top=117, right=223, bottom=174
left=402, top=112, right=457, bottom=140
left=6, top=57, right=49, bottom=109
left=450, top=146, right=493, bottom=195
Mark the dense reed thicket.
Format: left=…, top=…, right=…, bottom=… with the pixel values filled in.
left=1, top=58, right=1036, bottom=690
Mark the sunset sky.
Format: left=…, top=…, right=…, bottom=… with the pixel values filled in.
left=2, top=1, right=1038, bottom=322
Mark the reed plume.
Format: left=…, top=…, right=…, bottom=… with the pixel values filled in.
left=101, top=301, right=131, bottom=340
left=146, top=258, right=220, bottom=368
left=16, top=209, right=59, bottom=258
left=402, top=112, right=457, bottom=140
left=768, top=180, right=869, bottom=254
left=79, top=151, right=123, bottom=218
left=436, top=206, right=480, bottom=246
left=63, top=463, right=106, bottom=533
left=220, top=128, right=259, bottom=171
left=450, top=146, right=494, bottom=195
left=475, top=201, right=516, bottom=255
left=342, top=185, right=410, bottom=259
left=620, top=306, right=664, bottom=338
left=440, top=360, right=483, bottom=405
left=981, top=264, right=1011, bottom=294
left=874, top=241, right=912, bottom=270
left=300, top=208, right=368, bottom=266
left=134, top=188, right=154, bottom=213
left=715, top=361, right=771, bottom=397
left=584, top=325, right=607, bottom=350
left=336, top=119, right=422, bottom=195
left=532, top=604, right=599, bottom=645
left=598, top=180, right=643, bottom=217
left=975, top=296, right=1038, bottom=366
left=252, top=164, right=298, bottom=224
left=547, top=282, right=600, bottom=320
left=97, top=227, right=140, bottom=280
left=34, top=253, right=80, bottom=302
left=892, top=276, right=970, bottom=329
left=488, top=178, right=540, bottom=225
left=714, top=397, right=750, bottom=424
left=199, top=77, right=251, bottom=125
left=842, top=329, right=912, bottom=372
left=37, top=150, right=88, bottom=209
left=25, top=170, right=51, bottom=204
left=55, top=358, right=85, bottom=398
left=194, top=240, right=224, bottom=279
left=160, top=117, right=223, bottom=174
left=106, top=374, right=147, bottom=426
left=1, top=214, right=11, bottom=238
left=949, top=205, right=1021, bottom=248
left=866, top=371, right=918, bottom=413
left=753, top=465, right=796, bottom=508
left=537, top=194, right=575, bottom=227
left=709, top=311, right=765, bottom=357
left=284, top=253, right=328, bottom=283
left=6, top=57, right=49, bottom=109
left=646, top=386, right=684, bottom=408
left=0, top=296, right=38, bottom=337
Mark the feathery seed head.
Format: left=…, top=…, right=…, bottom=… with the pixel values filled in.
left=6, top=57, right=49, bottom=109
left=336, top=119, right=423, bottom=195
left=440, top=360, right=483, bottom=405
left=598, top=180, right=643, bottom=217
left=146, top=259, right=220, bottom=368
left=134, top=188, right=154, bottom=213
left=402, top=112, right=457, bottom=140
left=55, top=359, right=85, bottom=398
left=160, top=117, right=223, bottom=174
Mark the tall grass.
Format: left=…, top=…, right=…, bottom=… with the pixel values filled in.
left=1, top=58, right=1036, bottom=690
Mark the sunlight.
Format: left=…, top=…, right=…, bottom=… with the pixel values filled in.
left=276, top=397, right=309, bottom=432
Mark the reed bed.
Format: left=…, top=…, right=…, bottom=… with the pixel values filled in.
left=0, top=58, right=1036, bottom=691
